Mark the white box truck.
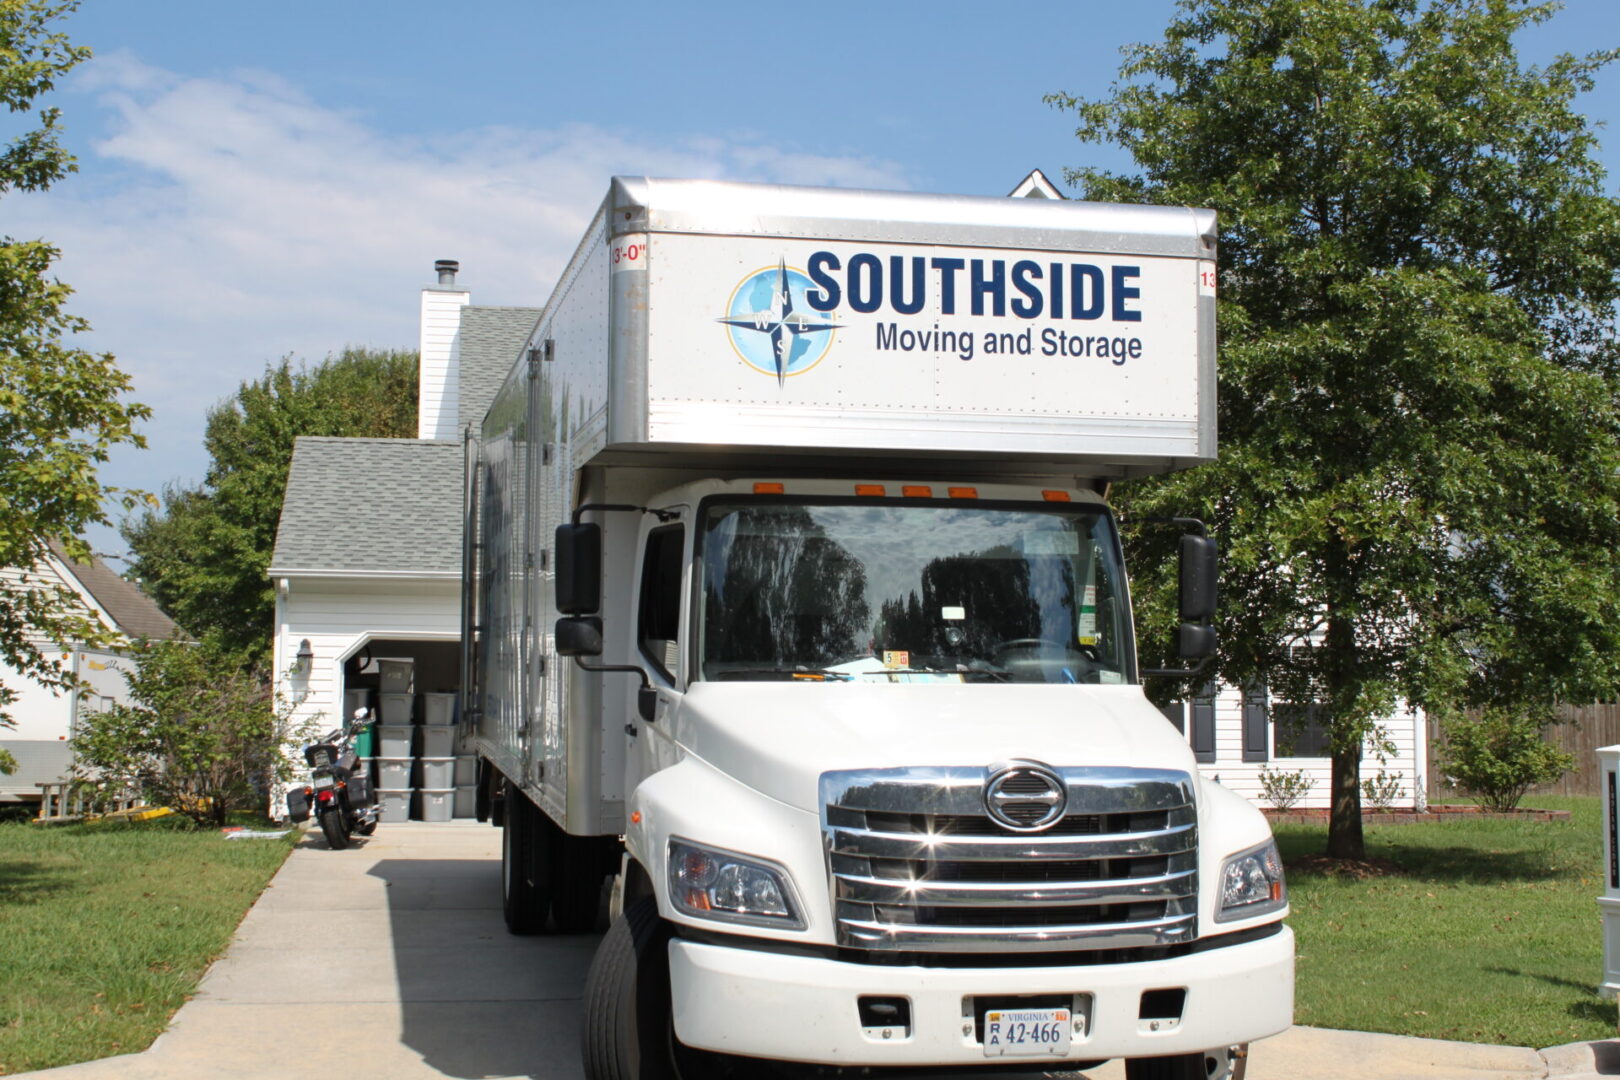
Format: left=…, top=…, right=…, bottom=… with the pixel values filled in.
left=461, top=177, right=1292, bottom=1080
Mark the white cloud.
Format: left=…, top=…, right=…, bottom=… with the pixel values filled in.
left=7, top=52, right=909, bottom=553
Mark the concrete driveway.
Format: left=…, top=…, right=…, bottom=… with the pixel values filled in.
left=16, top=822, right=1613, bottom=1080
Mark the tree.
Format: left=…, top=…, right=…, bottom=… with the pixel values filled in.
left=70, top=638, right=309, bottom=827
left=1049, top=0, right=1620, bottom=857
left=1, top=1, right=149, bottom=731
left=122, top=348, right=416, bottom=663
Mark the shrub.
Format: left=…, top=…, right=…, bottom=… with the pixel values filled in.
left=71, top=639, right=309, bottom=826
left=1361, top=769, right=1405, bottom=812
left=1258, top=765, right=1314, bottom=811
left=1439, top=707, right=1575, bottom=813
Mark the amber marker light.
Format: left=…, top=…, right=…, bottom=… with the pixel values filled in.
left=901, top=485, right=933, bottom=498
left=630, top=810, right=642, bottom=825
left=753, top=482, right=785, bottom=495
left=854, top=484, right=886, bottom=496
left=947, top=487, right=979, bottom=499
left=1042, top=490, right=1072, bottom=502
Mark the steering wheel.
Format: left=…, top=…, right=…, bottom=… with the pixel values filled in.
left=992, top=638, right=1101, bottom=662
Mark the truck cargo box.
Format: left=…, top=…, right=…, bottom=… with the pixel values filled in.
left=503, top=177, right=1215, bottom=481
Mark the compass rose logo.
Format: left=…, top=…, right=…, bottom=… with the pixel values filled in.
left=717, top=260, right=842, bottom=385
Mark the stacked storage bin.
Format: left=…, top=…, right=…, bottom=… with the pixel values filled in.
left=415, top=692, right=457, bottom=822
left=374, top=660, right=414, bottom=822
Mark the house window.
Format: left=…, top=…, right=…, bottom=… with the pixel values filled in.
left=637, top=525, right=685, bottom=681
left=1273, top=702, right=1334, bottom=758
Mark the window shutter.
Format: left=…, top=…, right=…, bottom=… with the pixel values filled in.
left=1242, top=684, right=1269, bottom=762
left=1190, top=685, right=1216, bottom=763
left=1158, top=701, right=1186, bottom=734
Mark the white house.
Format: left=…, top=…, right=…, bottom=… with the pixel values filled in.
left=270, top=183, right=1426, bottom=815
left=0, top=541, right=180, bottom=805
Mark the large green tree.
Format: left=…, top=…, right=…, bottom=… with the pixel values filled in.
left=1050, top=0, right=1620, bottom=858
left=1, top=0, right=149, bottom=753
left=122, top=348, right=417, bottom=663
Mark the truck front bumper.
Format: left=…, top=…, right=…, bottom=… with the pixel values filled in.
left=669, top=924, right=1293, bottom=1067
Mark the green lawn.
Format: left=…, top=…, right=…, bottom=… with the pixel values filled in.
left=1279, top=795, right=1610, bottom=1048
left=0, top=815, right=296, bottom=1075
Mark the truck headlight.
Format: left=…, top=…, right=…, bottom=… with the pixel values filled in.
left=668, top=838, right=806, bottom=929
left=1215, top=838, right=1287, bottom=922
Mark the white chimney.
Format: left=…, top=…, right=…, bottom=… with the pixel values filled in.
left=418, top=259, right=470, bottom=440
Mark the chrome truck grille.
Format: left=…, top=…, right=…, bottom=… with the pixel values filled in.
left=820, top=766, right=1198, bottom=954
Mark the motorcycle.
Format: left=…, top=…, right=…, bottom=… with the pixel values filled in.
left=285, top=707, right=380, bottom=849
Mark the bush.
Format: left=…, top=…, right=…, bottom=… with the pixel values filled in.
left=71, top=639, right=309, bottom=826
left=1259, top=765, right=1314, bottom=811
left=1360, top=769, right=1405, bottom=812
left=1439, top=707, right=1575, bottom=812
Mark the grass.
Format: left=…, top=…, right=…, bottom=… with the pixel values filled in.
left=1278, top=794, right=1610, bottom=1048
left=0, top=813, right=296, bottom=1075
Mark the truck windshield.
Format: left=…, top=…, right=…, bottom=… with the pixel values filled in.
left=697, top=500, right=1133, bottom=684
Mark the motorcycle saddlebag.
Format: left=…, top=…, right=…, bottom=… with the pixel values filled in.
left=286, top=785, right=312, bottom=823
left=348, top=772, right=373, bottom=808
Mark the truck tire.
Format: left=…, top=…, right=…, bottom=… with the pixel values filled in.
left=582, top=895, right=737, bottom=1080
left=1125, top=1052, right=1213, bottom=1080
left=552, top=833, right=610, bottom=933
left=502, top=788, right=553, bottom=934
left=318, top=806, right=349, bottom=850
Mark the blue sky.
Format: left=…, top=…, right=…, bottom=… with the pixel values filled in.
left=8, top=0, right=1617, bottom=559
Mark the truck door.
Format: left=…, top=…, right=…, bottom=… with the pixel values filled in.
left=631, top=517, right=687, bottom=779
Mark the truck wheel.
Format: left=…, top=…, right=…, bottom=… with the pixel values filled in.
left=552, top=834, right=610, bottom=933
left=501, top=788, right=553, bottom=934
left=582, top=895, right=736, bottom=1080
left=318, top=807, right=349, bottom=850
left=1125, top=1052, right=1214, bottom=1080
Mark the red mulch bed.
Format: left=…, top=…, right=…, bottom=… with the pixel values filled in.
left=1264, top=804, right=1571, bottom=826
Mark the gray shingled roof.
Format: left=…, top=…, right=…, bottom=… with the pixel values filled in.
left=270, top=437, right=463, bottom=576
left=46, top=539, right=180, bottom=641
left=459, top=305, right=540, bottom=431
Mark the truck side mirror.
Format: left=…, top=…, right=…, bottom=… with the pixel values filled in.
left=1178, top=621, right=1216, bottom=660
left=555, top=616, right=604, bottom=657
left=1179, top=534, right=1217, bottom=621
left=555, top=523, right=602, bottom=614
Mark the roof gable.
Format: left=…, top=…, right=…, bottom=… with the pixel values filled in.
left=270, top=437, right=464, bottom=577
left=457, top=305, right=541, bottom=431
left=45, top=540, right=180, bottom=642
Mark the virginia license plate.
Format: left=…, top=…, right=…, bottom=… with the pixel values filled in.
left=982, top=1007, right=1072, bottom=1057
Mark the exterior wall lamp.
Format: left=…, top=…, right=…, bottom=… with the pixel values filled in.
left=294, top=639, right=315, bottom=674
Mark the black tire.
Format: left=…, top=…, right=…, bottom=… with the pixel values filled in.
left=552, top=834, right=610, bottom=934
left=501, top=787, right=552, bottom=934
left=318, top=807, right=349, bottom=850
left=581, top=895, right=738, bottom=1080
left=1125, top=1052, right=1212, bottom=1080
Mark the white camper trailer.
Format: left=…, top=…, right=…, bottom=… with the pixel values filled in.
left=463, top=177, right=1292, bottom=1079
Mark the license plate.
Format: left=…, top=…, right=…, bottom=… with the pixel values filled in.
left=982, top=1007, right=1072, bottom=1058
left=313, top=774, right=335, bottom=789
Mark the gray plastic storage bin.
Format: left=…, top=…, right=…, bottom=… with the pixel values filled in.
left=418, top=756, right=455, bottom=789
left=379, top=692, right=413, bottom=725
left=377, top=787, right=412, bottom=822
left=419, top=724, right=455, bottom=757
left=453, top=755, right=477, bottom=786
left=376, top=723, right=413, bottom=758
left=343, top=688, right=373, bottom=720
left=421, top=692, right=455, bottom=726
left=417, top=788, right=454, bottom=823
left=453, top=786, right=477, bottom=818
left=378, top=659, right=414, bottom=693
left=375, top=757, right=412, bottom=788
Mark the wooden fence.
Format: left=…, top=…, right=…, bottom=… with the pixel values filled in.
left=1426, top=702, right=1620, bottom=800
